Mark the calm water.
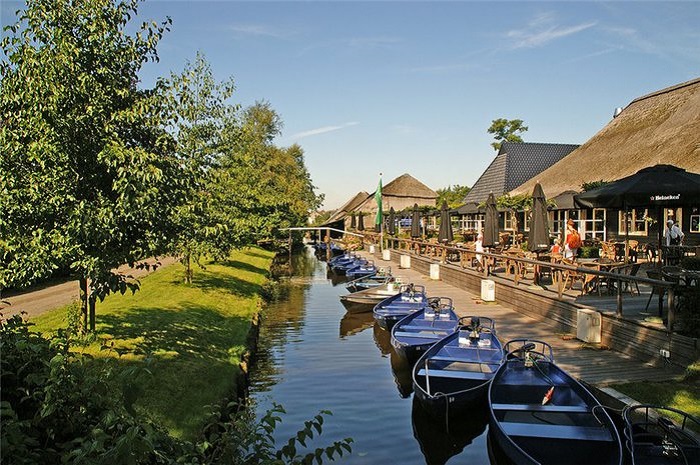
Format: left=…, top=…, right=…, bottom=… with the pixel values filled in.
left=249, top=247, right=495, bottom=465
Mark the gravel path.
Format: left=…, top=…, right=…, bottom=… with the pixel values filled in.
left=1, top=257, right=179, bottom=320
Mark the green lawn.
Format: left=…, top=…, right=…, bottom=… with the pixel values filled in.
left=611, top=361, right=700, bottom=429
left=33, top=247, right=275, bottom=439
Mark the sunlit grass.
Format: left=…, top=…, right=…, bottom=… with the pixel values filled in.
left=611, top=360, right=700, bottom=429
left=32, top=247, right=275, bottom=439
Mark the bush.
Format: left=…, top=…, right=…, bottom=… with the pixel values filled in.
left=578, top=246, right=600, bottom=259
left=1, top=315, right=352, bottom=465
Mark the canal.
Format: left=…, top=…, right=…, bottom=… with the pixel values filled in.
left=249, top=247, right=495, bottom=464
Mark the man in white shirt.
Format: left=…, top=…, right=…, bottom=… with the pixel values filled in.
left=664, top=219, right=685, bottom=246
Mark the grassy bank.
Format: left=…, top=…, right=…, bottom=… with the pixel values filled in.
left=32, top=247, right=275, bottom=439
left=611, top=361, right=700, bottom=427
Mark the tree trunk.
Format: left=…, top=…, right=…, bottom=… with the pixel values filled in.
left=89, top=294, right=96, bottom=332
left=79, top=277, right=89, bottom=334
left=184, top=253, right=192, bottom=284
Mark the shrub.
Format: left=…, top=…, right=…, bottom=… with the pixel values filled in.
left=578, top=246, right=600, bottom=259
left=1, top=315, right=352, bottom=465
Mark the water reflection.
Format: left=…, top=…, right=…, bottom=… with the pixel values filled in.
left=339, top=311, right=375, bottom=338
left=373, top=323, right=413, bottom=397
left=412, top=397, right=489, bottom=465
left=249, top=247, right=494, bottom=464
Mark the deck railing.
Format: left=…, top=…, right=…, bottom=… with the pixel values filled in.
left=351, top=232, right=678, bottom=331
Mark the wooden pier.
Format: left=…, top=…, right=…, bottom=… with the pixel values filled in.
left=356, top=251, right=685, bottom=386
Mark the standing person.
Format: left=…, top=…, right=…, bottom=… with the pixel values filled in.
left=550, top=236, right=562, bottom=254
left=664, top=219, right=685, bottom=246
left=475, top=230, right=484, bottom=270
left=564, top=219, right=582, bottom=260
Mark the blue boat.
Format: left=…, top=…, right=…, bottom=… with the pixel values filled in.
left=413, top=316, right=504, bottom=415
left=488, top=339, right=623, bottom=465
left=345, top=266, right=392, bottom=293
left=330, top=256, right=368, bottom=275
left=390, top=297, right=459, bottom=365
left=345, top=260, right=378, bottom=279
left=373, top=284, right=428, bottom=331
left=623, top=405, right=700, bottom=465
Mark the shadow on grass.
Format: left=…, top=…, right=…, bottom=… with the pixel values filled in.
left=98, top=304, right=250, bottom=361
left=217, top=259, right=269, bottom=277
left=189, top=272, right=263, bottom=298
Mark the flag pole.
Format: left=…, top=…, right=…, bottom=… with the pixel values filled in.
left=377, top=173, right=384, bottom=252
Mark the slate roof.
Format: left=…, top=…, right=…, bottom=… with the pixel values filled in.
left=463, top=142, right=579, bottom=205
left=512, top=77, right=700, bottom=198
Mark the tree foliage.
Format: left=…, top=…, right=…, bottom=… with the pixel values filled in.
left=581, top=180, right=609, bottom=192
left=0, top=0, right=182, bottom=330
left=436, top=184, right=471, bottom=208
left=487, top=118, right=528, bottom=151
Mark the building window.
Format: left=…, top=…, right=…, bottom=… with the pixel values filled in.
left=689, top=208, right=699, bottom=233
left=619, top=208, right=648, bottom=235
left=523, top=210, right=530, bottom=232
left=504, top=211, right=516, bottom=231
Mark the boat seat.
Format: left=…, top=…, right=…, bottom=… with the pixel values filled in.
left=491, top=403, right=590, bottom=413
left=416, top=368, right=492, bottom=380
left=393, top=331, right=446, bottom=339
left=427, top=355, right=500, bottom=366
left=499, top=422, right=614, bottom=442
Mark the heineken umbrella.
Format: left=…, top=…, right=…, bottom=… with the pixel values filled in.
left=438, top=201, right=454, bottom=243
left=357, top=213, right=365, bottom=231
left=388, top=207, right=396, bottom=235
left=410, top=204, right=421, bottom=238
left=350, top=212, right=356, bottom=229
left=483, top=193, right=499, bottom=248
left=528, top=183, right=550, bottom=252
left=574, top=164, right=700, bottom=259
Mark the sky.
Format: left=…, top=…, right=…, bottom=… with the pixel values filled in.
left=3, top=1, right=700, bottom=209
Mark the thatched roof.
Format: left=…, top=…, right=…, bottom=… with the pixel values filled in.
left=463, top=142, right=578, bottom=205
left=382, top=173, right=438, bottom=199
left=322, top=191, right=369, bottom=225
left=512, top=77, right=700, bottom=198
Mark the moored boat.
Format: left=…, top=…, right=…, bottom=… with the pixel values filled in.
left=413, top=316, right=504, bottom=415
left=488, top=339, right=623, bottom=465
left=373, top=284, right=428, bottom=330
left=346, top=260, right=378, bottom=279
left=623, top=405, right=700, bottom=465
left=390, top=297, right=459, bottom=365
left=345, top=266, right=393, bottom=293
left=339, top=281, right=403, bottom=311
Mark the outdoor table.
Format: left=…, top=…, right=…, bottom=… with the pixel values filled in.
left=578, top=259, right=627, bottom=295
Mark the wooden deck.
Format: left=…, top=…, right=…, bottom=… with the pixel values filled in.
left=357, top=252, right=684, bottom=386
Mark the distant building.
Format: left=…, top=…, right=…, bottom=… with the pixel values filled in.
left=352, top=173, right=438, bottom=231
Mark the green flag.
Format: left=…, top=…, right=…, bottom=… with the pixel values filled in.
left=374, top=178, right=383, bottom=226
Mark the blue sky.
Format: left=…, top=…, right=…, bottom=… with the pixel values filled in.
left=3, top=1, right=700, bottom=209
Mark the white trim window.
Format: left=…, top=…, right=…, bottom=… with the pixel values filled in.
left=504, top=211, right=517, bottom=231
left=619, top=208, right=648, bottom=236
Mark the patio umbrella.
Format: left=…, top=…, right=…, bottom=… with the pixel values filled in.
left=357, top=213, right=365, bottom=231
left=438, top=201, right=454, bottom=243
left=350, top=212, right=356, bottom=229
left=483, top=193, right=499, bottom=248
left=574, top=164, right=700, bottom=259
left=410, top=204, right=421, bottom=238
left=388, top=207, right=396, bottom=235
left=528, top=183, right=550, bottom=252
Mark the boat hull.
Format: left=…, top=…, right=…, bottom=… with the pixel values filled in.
left=390, top=305, right=459, bottom=366
left=488, top=340, right=623, bottom=465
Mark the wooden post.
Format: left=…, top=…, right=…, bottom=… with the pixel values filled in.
left=667, top=287, right=675, bottom=331
left=325, top=228, right=331, bottom=261
left=616, top=278, right=623, bottom=317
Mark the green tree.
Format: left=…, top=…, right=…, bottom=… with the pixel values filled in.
left=0, top=0, right=181, bottom=331
left=487, top=118, right=528, bottom=151
left=496, top=193, right=532, bottom=235
left=581, top=180, right=609, bottom=192
left=437, top=184, right=471, bottom=208
left=164, top=52, right=238, bottom=283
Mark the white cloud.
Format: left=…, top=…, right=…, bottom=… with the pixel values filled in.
left=290, top=122, right=359, bottom=140
left=229, top=24, right=291, bottom=39
left=505, top=13, right=597, bottom=49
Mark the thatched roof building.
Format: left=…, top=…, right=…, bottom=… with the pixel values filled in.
left=512, top=77, right=700, bottom=198
left=353, top=173, right=438, bottom=221
left=321, top=191, right=370, bottom=228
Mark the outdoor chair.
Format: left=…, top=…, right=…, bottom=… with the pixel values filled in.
left=560, top=257, right=587, bottom=294
left=600, top=241, right=617, bottom=261
left=622, top=263, right=641, bottom=295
